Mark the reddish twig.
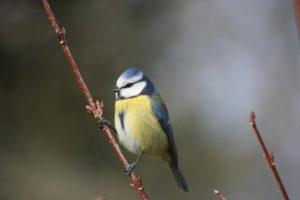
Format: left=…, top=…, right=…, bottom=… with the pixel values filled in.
left=249, top=111, right=289, bottom=200
left=294, top=0, right=300, bottom=36
left=41, top=1, right=149, bottom=199
left=214, top=189, right=226, bottom=200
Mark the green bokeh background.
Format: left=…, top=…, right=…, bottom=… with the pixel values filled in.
left=1, top=1, right=299, bottom=199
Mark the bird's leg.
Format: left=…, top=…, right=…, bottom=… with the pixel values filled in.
left=97, top=118, right=117, bottom=133
left=125, top=153, right=144, bottom=175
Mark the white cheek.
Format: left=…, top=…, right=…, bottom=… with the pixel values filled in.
left=120, top=81, right=146, bottom=98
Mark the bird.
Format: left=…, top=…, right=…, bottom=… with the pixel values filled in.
left=113, top=68, right=188, bottom=192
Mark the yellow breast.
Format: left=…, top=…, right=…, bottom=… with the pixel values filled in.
left=115, top=96, right=169, bottom=158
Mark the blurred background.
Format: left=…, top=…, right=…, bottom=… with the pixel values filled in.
left=0, top=0, right=299, bottom=199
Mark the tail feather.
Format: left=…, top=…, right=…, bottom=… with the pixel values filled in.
left=170, top=165, right=189, bottom=192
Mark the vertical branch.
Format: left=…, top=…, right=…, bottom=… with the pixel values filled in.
left=249, top=111, right=289, bottom=200
left=41, top=1, right=149, bottom=199
left=294, top=0, right=300, bottom=36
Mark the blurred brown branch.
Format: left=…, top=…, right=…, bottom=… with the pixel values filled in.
left=214, top=189, right=226, bottom=200
left=249, top=111, right=289, bottom=200
left=294, top=0, right=300, bottom=36
left=41, top=0, right=149, bottom=199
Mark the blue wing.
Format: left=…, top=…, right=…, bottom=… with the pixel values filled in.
left=151, top=93, right=178, bottom=167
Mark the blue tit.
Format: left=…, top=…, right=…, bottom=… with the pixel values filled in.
left=113, top=68, right=188, bottom=192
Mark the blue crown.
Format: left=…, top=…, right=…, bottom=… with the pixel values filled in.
left=120, top=67, right=142, bottom=79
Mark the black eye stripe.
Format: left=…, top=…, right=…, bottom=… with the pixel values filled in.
left=122, top=78, right=146, bottom=89
left=123, top=82, right=134, bottom=88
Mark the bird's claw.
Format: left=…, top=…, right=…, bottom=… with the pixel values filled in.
left=98, top=118, right=110, bottom=128
left=97, top=118, right=117, bottom=133
left=125, top=163, right=136, bottom=175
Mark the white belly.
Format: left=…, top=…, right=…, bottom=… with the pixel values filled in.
left=115, top=120, right=141, bottom=155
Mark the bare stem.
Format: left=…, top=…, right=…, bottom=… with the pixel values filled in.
left=293, top=0, right=300, bottom=36
left=214, top=189, right=226, bottom=200
left=41, top=1, right=149, bottom=199
left=249, top=111, right=289, bottom=200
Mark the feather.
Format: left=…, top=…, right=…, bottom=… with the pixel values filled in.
left=150, top=92, right=178, bottom=166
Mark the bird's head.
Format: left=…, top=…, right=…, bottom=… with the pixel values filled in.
left=113, top=68, right=155, bottom=100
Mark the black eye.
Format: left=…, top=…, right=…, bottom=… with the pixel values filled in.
left=124, top=83, right=134, bottom=88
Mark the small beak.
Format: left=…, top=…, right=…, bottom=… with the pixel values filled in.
left=112, top=87, right=120, bottom=93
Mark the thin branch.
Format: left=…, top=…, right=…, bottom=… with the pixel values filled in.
left=41, top=1, right=149, bottom=199
left=294, top=0, right=300, bottom=36
left=249, top=111, right=289, bottom=200
left=214, top=189, right=226, bottom=200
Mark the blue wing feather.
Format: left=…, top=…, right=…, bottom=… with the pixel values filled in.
left=150, top=93, right=178, bottom=167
